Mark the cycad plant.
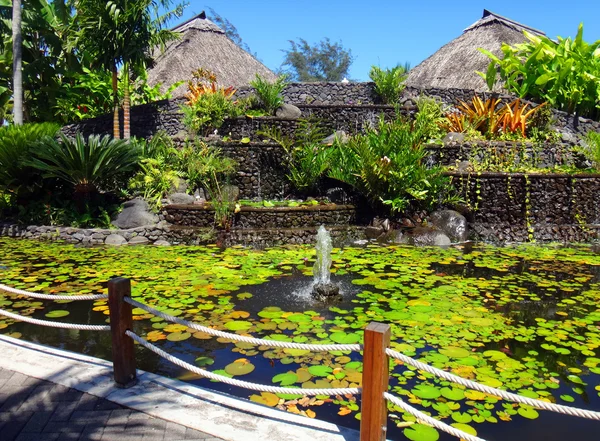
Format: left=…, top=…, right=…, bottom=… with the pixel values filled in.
left=28, top=133, right=141, bottom=195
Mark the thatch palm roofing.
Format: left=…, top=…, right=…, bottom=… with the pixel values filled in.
left=147, top=12, right=276, bottom=98
left=406, top=9, right=546, bottom=91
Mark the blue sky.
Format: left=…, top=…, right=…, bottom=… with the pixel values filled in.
left=173, top=1, right=600, bottom=81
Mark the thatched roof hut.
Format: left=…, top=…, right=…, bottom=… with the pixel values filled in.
left=147, top=12, right=277, bottom=98
left=406, top=9, right=545, bottom=91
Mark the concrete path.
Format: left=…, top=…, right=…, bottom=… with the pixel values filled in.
left=0, top=335, right=359, bottom=441
left=0, top=367, right=220, bottom=441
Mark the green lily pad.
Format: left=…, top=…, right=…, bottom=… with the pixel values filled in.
left=45, top=310, right=69, bottom=318
left=225, top=360, right=255, bottom=376
left=403, top=424, right=440, bottom=441
left=438, top=347, right=471, bottom=359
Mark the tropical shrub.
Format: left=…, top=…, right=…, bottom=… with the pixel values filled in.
left=328, top=116, right=451, bottom=212
left=479, top=24, right=600, bottom=119
left=182, top=68, right=242, bottom=135
left=28, top=133, right=141, bottom=195
left=0, top=123, right=60, bottom=193
left=369, top=64, right=409, bottom=104
left=250, top=74, right=288, bottom=114
left=577, top=131, right=600, bottom=170
left=260, top=120, right=331, bottom=193
left=413, top=96, right=446, bottom=141
left=442, top=96, right=545, bottom=139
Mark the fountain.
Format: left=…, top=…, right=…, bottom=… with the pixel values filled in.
left=311, top=225, right=341, bottom=302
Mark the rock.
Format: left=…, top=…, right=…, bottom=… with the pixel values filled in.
left=154, top=240, right=171, bottom=246
left=406, top=227, right=451, bottom=247
left=112, top=198, right=159, bottom=229
left=365, top=226, right=384, bottom=239
left=128, top=236, right=150, bottom=245
left=429, top=210, right=468, bottom=243
left=321, top=130, right=349, bottom=145
left=170, top=179, right=188, bottom=194
left=443, top=132, right=466, bottom=143
left=275, top=103, right=302, bottom=119
left=377, top=229, right=406, bottom=244
left=105, top=234, right=127, bottom=246
left=221, top=184, right=240, bottom=202
left=326, top=187, right=349, bottom=204
left=168, top=192, right=195, bottom=205
left=194, top=188, right=206, bottom=200
left=311, top=283, right=342, bottom=303
left=457, top=161, right=473, bottom=173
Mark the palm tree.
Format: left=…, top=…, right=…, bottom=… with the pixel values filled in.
left=71, top=0, right=183, bottom=139
left=11, top=0, right=23, bottom=125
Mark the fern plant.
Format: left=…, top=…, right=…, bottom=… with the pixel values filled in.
left=578, top=131, right=600, bottom=170
left=250, top=74, right=289, bottom=115
left=369, top=64, right=410, bottom=104
left=0, top=123, right=60, bottom=192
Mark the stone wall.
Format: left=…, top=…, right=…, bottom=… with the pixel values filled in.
left=163, top=204, right=357, bottom=228
left=0, top=223, right=364, bottom=248
left=60, top=83, right=600, bottom=141
left=426, top=140, right=585, bottom=169
left=449, top=172, right=600, bottom=242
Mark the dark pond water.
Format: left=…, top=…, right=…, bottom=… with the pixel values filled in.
left=1, top=238, right=599, bottom=441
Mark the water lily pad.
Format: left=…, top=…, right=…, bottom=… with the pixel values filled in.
left=45, top=310, right=69, bottom=318
left=225, top=359, right=255, bottom=376
left=330, top=332, right=361, bottom=344
left=411, top=384, right=441, bottom=400
left=517, top=406, right=539, bottom=420
left=272, top=372, right=298, bottom=386
left=308, top=365, right=333, bottom=377
left=439, top=347, right=471, bottom=359
left=194, top=356, right=214, bottom=367
left=403, top=424, right=439, bottom=441
left=166, top=332, right=191, bottom=342
left=224, top=320, right=252, bottom=331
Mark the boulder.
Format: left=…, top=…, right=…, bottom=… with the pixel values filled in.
left=128, top=236, right=150, bottom=245
left=325, top=187, right=350, bottom=204
left=221, top=185, right=240, bottom=202
left=377, top=229, right=407, bottom=244
left=443, top=132, right=466, bottom=143
left=105, top=234, right=127, bottom=246
left=406, top=227, right=451, bottom=247
left=112, top=198, right=159, bottom=229
left=429, top=210, right=468, bottom=243
left=365, top=226, right=384, bottom=240
left=321, top=130, right=349, bottom=146
left=154, top=240, right=171, bottom=246
left=168, top=192, right=195, bottom=205
left=275, top=103, right=302, bottom=119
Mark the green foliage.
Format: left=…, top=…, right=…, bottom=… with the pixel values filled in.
left=0, top=122, right=60, bottom=192
left=250, top=74, right=288, bottom=115
left=328, top=116, right=452, bottom=212
left=260, top=120, right=331, bottom=192
left=577, top=131, right=600, bottom=170
left=414, top=96, right=446, bottom=142
left=28, top=133, right=141, bottom=194
left=281, top=38, right=353, bottom=82
left=479, top=24, right=600, bottom=119
left=369, top=64, right=409, bottom=104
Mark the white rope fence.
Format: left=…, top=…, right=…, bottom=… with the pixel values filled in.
left=125, top=298, right=362, bottom=352
left=126, top=330, right=360, bottom=396
left=0, top=308, right=110, bottom=331
left=386, top=348, right=600, bottom=421
left=384, top=393, right=486, bottom=441
left=0, top=284, right=108, bottom=301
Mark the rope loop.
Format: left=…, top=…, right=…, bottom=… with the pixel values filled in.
left=126, top=330, right=360, bottom=396
left=125, top=297, right=362, bottom=352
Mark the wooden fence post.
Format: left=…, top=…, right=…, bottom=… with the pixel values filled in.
left=108, top=277, right=137, bottom=388
left=360, top=322, right=391, bottom=441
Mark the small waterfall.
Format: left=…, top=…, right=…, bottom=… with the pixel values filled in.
left=313, top=225, right=333, bottom=285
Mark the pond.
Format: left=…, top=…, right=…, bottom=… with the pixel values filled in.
left=1, top=237, right=599, bottom=441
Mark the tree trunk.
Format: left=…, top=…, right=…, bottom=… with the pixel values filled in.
left=112, top=64, right=120, bottom=139
left=122, top=63, right=130, bottom=139
left=12, top=0, right=23, bottom=125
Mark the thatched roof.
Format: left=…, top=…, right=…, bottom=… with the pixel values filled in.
left=147, top=12, right=277, bottom=98
left=406, top=9, right=546, bottom=91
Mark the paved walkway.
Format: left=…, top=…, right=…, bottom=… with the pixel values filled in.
left=0, top=367, right=221, bottom=441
